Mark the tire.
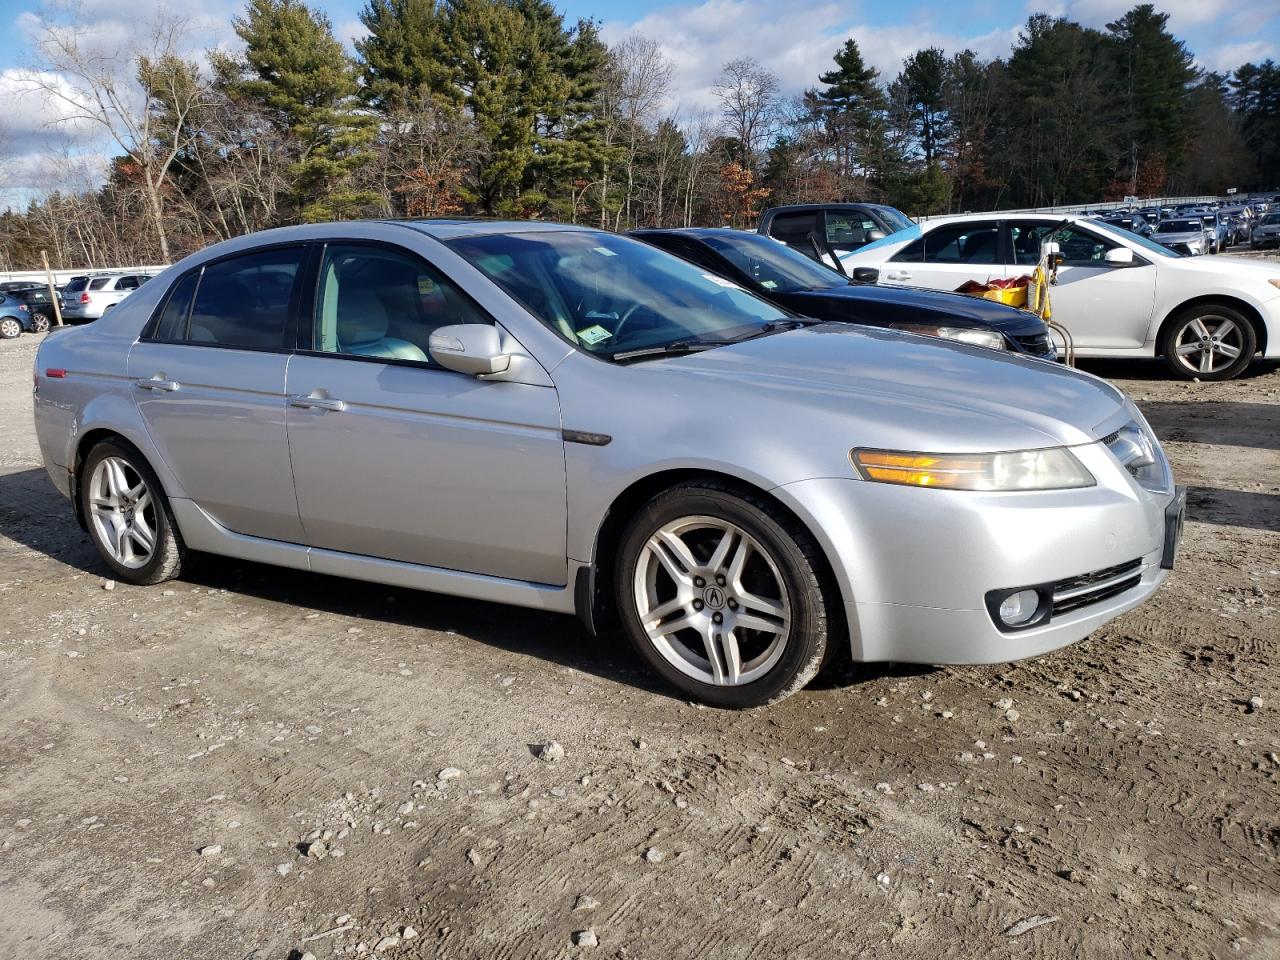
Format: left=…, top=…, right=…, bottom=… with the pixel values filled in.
left=1160, top=304, right=1257, bottom=381
left=0, top=317, right=20, bottom=339
left=30, top=313, right=50, bottom=333
left=79, top=440, right=187, bottom=585
left=615, top=481, right=833, bottom=707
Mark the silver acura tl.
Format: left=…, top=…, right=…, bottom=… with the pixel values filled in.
left=32, top=221, right=1185, bottom=707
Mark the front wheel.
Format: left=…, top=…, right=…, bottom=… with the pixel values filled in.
left=80, top=440, right=187, bottom=585
left=30, top=312, right=51, bottom=333
left=615, top=482, right=833, bottom=707
left=1161, top=305, right=1256, bottom=380
left=0, top=317, right=20, bottom=339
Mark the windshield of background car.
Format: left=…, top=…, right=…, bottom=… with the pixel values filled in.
left=448, top=231, right=792, bottom=358
left=1157, top=220, right=1201, bottom=233
left=701, top=233, right=846, bottom=293
left=871, top=205, right=915, bottom=233
left=855, top=223, right=922, bottom=257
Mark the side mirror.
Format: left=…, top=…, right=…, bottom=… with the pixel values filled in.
left=866, top=229, right=887, bottom=242
left=1103, top=247, right=1135, bottom=266
left=852, top=266, right=879, bottom=284
left=429, top=324, right=511, bottom=376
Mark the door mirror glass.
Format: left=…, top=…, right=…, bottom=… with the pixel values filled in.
left=429, top=324, right=511, bottom=376
left=1104, top=246, right=1135, bottom=265
left=866, top=228, right=886, bottom=242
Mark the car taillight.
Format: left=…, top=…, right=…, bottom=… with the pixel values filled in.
left=80, top=292, right=91, bottom=303
left=45, top=368, right=67, bottom=378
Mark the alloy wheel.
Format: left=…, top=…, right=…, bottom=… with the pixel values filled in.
left=0, top=318, right=20, bottom=339
left=632, top=516, right=791, bottom=687
left=88, top=456, right=157, bottom=569
left=1172, top=314, right=1245, bottom=375
left=31, top=313, right=50, bottom=333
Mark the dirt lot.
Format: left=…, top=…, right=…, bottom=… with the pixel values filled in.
left=0, top=331, right=1276, bottom=960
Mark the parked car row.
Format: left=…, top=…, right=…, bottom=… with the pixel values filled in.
left=0, top=272, right=156, bottom=340
left=33, top=219, right=1185, bottom=706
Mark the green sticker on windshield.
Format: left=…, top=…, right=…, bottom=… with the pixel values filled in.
left=577, top=324, right=613, bottom=345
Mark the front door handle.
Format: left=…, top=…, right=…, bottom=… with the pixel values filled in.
left=136, top=377, right=179, bottom=392
left=289, top=394, right=346, bottom=412
left=884, top=270, right=913, bottom=281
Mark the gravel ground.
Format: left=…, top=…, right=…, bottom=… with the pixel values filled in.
left=0, top=331, right=1277, bottom=960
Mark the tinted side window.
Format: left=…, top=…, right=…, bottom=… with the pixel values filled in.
left=90, top=278, right=111, bottom=291
left=188, top=248, right=304, bottom=350
left=312, top=244, right=491, bottom=365
left=767, top=211, right=820, bottom=246
left=825, top=211, right=876, bottom=247
left=116, top=276, right=139, bottom=290
left=1011, top=222, right=1117, bottom=266
left=150, top=272, right=201, bottom=341
left=891, top=222, right=1000, bottom=264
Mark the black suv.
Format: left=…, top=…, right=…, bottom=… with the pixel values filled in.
left=757, top=203, right=915, bottom=266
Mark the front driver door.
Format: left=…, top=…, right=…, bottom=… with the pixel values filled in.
left=1007, top=221, right=1155, bottom=350
left=285, top=241, right=568, bottom=585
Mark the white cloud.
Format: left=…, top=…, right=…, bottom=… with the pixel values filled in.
left=602, top=0, right=1022, bottom=114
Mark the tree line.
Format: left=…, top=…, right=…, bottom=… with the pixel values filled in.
left=1, top=0, right=1278, bottom=271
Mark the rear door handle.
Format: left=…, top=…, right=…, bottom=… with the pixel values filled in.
left=884, top=270, right=912, bottom=281
left=136, top=377, right=179, bottom=392
left=289, top=394, right=346, bottom=412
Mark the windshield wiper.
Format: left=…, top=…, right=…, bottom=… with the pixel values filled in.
left=609, top=339, right=735, bottom=363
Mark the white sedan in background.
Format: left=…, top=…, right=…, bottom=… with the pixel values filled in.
left=841, top=213, right=1280, bottom=380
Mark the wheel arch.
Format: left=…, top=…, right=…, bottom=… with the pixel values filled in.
left=1155, top=295, right=1267, bottom=357
left=579, top=468, right=848, bottom=643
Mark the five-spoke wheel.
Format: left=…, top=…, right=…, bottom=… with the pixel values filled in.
left=1162, top=305, right=1256, bottom=381
left=617, top=482, right=832, bottom=707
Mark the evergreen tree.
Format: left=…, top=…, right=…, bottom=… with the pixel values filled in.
left=898, top=47, right=949, bottom=164
left=357, top=0, right=454, bottom=110
left=811, top=39, right=886, bottom=183
left=1231, top=60, right=1280, bottom=179
left=226, top=0, right=377, bottom=221
left=1105, top=4, right=1198, bottom=191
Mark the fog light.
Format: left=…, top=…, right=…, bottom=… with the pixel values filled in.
left=998, top=589, right=1040, bottom=626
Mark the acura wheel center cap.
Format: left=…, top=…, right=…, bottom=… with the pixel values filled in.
left=702, top=585, right=727, bottom=610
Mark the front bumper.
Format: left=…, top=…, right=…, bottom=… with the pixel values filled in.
left=775, top=441, right=1177, bottom=664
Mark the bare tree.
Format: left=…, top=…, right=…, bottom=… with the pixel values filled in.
left=25, top=11, right=208, bottom=262
left=606, top=34, right=672, bottom=231
left=712, top=57, right=779, bottom=174
left=679, top=108, right=716, bottom=227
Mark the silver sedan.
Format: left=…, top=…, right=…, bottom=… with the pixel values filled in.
left=32, top=221, right=1184, bottom=707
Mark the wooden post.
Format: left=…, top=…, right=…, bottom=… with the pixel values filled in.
left=41, top=250, right=63, bottom=327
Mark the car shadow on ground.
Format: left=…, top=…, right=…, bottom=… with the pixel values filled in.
left=1075, top=358, right=1280, bottom=382
left=1187, top=487, right=1280, bottom=533
left=0, top=466, right=895, bottom=699
left=1139, top=401, right=1280, bottom=451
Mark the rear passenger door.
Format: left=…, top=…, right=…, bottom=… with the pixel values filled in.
left=129, top=245, right=308, bottom=543
left=879, top=220, right=1003, bottom=293
left=285, top=241, right=567, bottom=585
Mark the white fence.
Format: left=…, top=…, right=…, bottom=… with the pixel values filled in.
left=920, top=195, right=1225, bottom=222
left=0, top=265, right=169, bottom=285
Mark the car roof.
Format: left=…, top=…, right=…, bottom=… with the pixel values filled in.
left=631, top=227, right=748, bottom=239
left=397, top=218, right=600, bottom=240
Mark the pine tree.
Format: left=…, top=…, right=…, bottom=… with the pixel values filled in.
left=1105, top=4, right=1198, bottom=191
left=812, top=39, right=886, bottom=183
left=226, top=0, right=377, bottom=221
left=898, top=48, right=949, bottom=164
left=357, top=0, right=455, bottom=110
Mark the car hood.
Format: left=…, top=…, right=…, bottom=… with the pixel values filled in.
left=640, top=323, right=1127, bottom=452
left=1155, top=231, right=1203, bottom=243
left=784, top=284, right=1045, bottom=334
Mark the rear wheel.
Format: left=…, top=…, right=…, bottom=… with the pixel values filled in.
left=30, top=312, right=51, bottom=333
left=1161, top=304, right=1256, bottom=381
left=0, top=317, right=20, bottom=339
left=80, top=440, right=187, bottom=585
left=616, top=481, right=833, bottom=707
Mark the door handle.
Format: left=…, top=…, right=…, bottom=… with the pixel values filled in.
left=289, top=394, right=346, bottom=412
left=884, top=270, right=912, bottom=281
left=135, top=377, right=179, bottom=392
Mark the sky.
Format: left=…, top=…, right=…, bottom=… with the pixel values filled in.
left=1, top=0, right=1278, bottom=202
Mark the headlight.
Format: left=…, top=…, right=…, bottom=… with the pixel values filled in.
left=900, top=324, right=1006, bottom=351
left=851, top=447, right=1095, bottom=491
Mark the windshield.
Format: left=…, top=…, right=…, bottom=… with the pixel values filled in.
left=700, top=233, right=846, bottom=293
left=1156, top=220, right=1201, bottom=233
left=1086, top=221, right=1180, bottom=259
left=1263, top=214, right=1280, bottom=225
left=448, top=230, right=791, bottom=359
left=870, top=205, right=915, bottom=233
